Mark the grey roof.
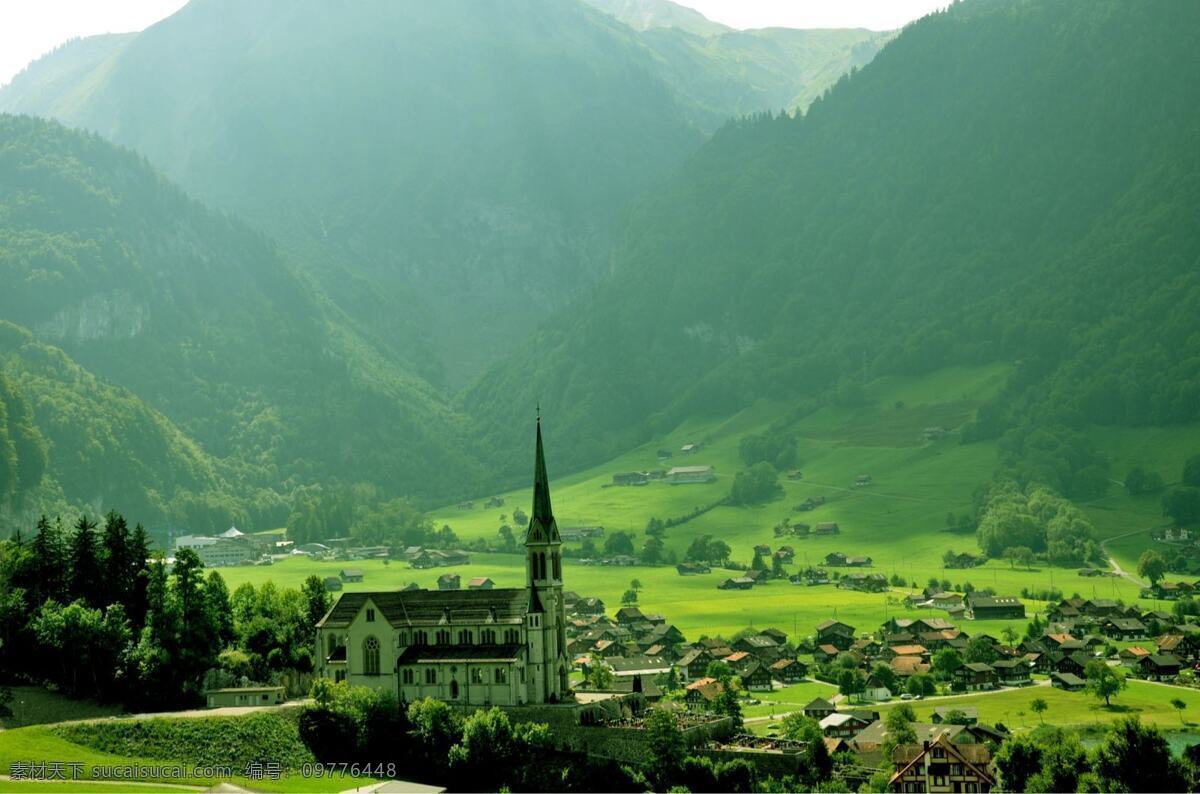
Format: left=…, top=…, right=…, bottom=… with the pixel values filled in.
left=317, top=588, right=527, bottom=629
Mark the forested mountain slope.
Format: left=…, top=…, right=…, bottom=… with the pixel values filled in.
left=466, top=0, right=1200, bottom=488
left=0, top=0, right=887, bottom=383
left=0, top=114, right=482, bottom=521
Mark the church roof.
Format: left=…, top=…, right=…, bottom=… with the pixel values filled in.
left=526, top=416, right=560, bottom=545
left=317, top=588, right=527, bottom=629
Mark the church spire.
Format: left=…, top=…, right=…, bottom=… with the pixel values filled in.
left=526, top=411, right=559, bottom=545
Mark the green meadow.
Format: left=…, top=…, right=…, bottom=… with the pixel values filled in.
left=218, top=363, right=1200, bottom=643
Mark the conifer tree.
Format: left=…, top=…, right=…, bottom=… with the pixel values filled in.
left=100, top=511, right=131, bottom=609
left=68, top=515, right=101, bottom=606
left=31, top=515, right=65, bottom=605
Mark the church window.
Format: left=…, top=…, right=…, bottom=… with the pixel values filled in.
left=366, top=608, right=376, bottom=622
left=414, top=630, right=429, bottom=645
left=363, top=637, right=381, bottom=676
left=539, top=552, right=547, bottom=579
left=398, top=632, right=408, bottom=646
left=505, top=628, right=520, bottom=644
left=471, top=667, right=485, bottom=684
left=425, top=667, right=437, bottom=684
left=436, top=629, right=451, bottom=644
left=552, top=552, right=561, bottom=579
left=327, top=634, right=338, bottom=656
left=402, top=668, right=414, bottom=684
left=481, top=629, right=496, bottom=644
left=458, top=629, right=473, bottom=644
left=495, top=667, right=508, bottom=684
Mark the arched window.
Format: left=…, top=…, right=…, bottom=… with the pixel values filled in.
left=481, top=629, right=496, bottom=644
left=363, top=637, right=380, bottom=676
left=505, top=628, right=520, bottom=644
left=539, top=552, right=547, bottom=579
left=436, top=629, right=451, bottom=644
left=458, top=629, right=473, bottom=645
left=398, top=632, right=408, bottom=646
left=413, top=630, right=428, bottom=646
left=552, top=552, right=561, bottom=579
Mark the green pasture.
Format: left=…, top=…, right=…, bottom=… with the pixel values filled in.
left=877, top=680, right=1200, bottom=732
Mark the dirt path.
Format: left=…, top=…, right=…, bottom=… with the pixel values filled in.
left=1100, top=530, right=1149, bottom=586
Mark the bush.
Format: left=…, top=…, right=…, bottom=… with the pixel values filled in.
left=729, top=463, right=783, bottom=505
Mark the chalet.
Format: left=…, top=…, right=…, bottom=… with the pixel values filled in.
left=771, top=658, right=807, bottom=683
left=855, top=475, right=872, bottom=487
left=1157, top=634, right=1200, bottom=660
left=852, top=638, right=884, bottom=658
left=813, top=644, right=842, bottom=664
left=735, top=635, right=783, bottom=662
left=847, top=555, right=873, bottom=567
left=1082, top=598, right=1121, bottom=618
left=338, top=568, right=364, bottom=583
left=889, top=734, right=995, bottom=794
left=666, top=465, right=716, bottom=484
left=821, top=711, right=874, bottom=739
left=796, top=497, right=827, bottom=512
left=1119, top=646, right=1151, bottom=668
left=930, top=592, right=964, bottom=611
left=761, top=627, right=789, bottom=646
left=816, top=620, right=857, bottom=650
left=815, top=522, right=841, bottom=536
left=467, top=577, right=494, bottom=590
left=741, top=660, right=773, bottom=690
left=676, top=562, right=711, bottom=576
left=890, top=656, right=931, bottom=678
left=774, top=547, right=796, bottom=564
left=754, top=544, right=772, bottom=556
left=436, top=573, right=460, bottom=591
left=648, top=623, right=687, bottom=648
left=743, top=569, right=769, bottom=584
left=677, top=648, right=715, bottom=680
left=323, top=576, right=342, bottom=592
left=718, top=577, right=754, bottom=590
left=1139, top=654, right=1183, bottom=682
left=965, top=594, right=1025, bottom=620
left=684, top=677, right=723, bottom=709
left=884, top=645, right=929, bottom=662
left=614, top=607, right=645, bottom=625
left=931, top=706, right=978, bottom=725
left=918, top=630, right=967, bottom=652
left=953, top=663, right=996, bottom=692
left=802, top=697, right=837, bottom=720
left=607, top=655, right=672, bottom=678
left=1102, top=617, right=1147, bottom=640
left=1052, top=651, right=1090, bottom=677
left=793, top=567, right=830, bottom=586
left=575, top=596, right=606, bottom=615
left=1051, top=672, right=1086, bottom=691
left=825, top=552, right=848, bottom=567
left=990, top=659, right=1032, bottom=687
left=612, top=471, right=650, bottom=486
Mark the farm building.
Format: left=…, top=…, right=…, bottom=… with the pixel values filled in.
left=814, top=521, right=840, bottom=535
left=339, top=568, right=364, bottom=583
left=437, top=573, right=460, bottom=591
left=965, top=594, right=1025, bottom=620
left=666, top=465, right=716, bottom=484
left=467, top=576, right=494, bottom=590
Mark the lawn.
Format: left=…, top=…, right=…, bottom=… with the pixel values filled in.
left=877, top=680, right=1200, bottom=731
left=743, top=680, right=840, bottom=718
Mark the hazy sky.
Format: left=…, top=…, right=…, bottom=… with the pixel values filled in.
left=0, top=0, right=948, bottom=87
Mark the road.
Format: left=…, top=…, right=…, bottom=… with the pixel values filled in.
left=1100, top=529, right=1149, bottom=587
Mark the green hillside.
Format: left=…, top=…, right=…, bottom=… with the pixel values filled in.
left=0, top=113, right=484, bottom=526
left=466, top=0, right=1200, bottom=491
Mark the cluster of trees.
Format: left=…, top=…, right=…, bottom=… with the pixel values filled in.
left=685, top=535, right=733, bottom=566
left=0, top=511, right=330, bottom=709
left=728, top=462, right=783, bottom=506
left=0, top=372, right=47, bottom=509
left=995, top=718, right=1195, bottom=792
left=974, top=480, right=1100, bottom=566
left=1161, top=454, right=1200, bottom=525
left=738, top=431, right=798, bottom=471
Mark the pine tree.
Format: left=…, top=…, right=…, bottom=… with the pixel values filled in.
left=68, top=515, right=101, bottom=606
left=31, top=515, right=65, bottom=606
left=126, top=523, right=152, bottom=629
left=100, top=511, right=131, bottom=609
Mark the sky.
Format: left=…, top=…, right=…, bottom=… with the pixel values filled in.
left=0, top=0, right=949, bottom=88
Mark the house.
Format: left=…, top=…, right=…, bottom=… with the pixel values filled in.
left=761, top=627, right=789, bottom=646
left=614, top=607, right=645, bottom=625
left=889, top=734, right=995, bottom=793
left=1139, top=654, right=1183, bottom=681
left=754, top=544, right=772, bottom=557
left=855, top=475, right=873, bottom=487
left=735, top=634, right=783, bottom=661
left=743, top=569, right=769, bottom=584
left=1082, top=599, right=1121, bottom=618
left=1102, top=617, right=1147, bottom=640
left=813, top=644, right=842, bottom=664
left=1051, top=672, right=1086, bottom=691
left=931, top=706, right=978, bottom=725
left=718, top=577, right=754, bottom=590
left=774, top=547, right=796, bottom=563
left=990, top=659, right=1032, bottom=686
left=324, top=576, right=343, bottom=592
left=816, top=620, right=857, bottom=651
left=1157, top=634, right=1200, bottom=660
left=574, top=596, right=606, bottom=615
left=676, top=562, right=711, bottom=576
left=205, top=686, right=286, bottom=709
left=802, top=697, right=837, bottom=720
left=852, top=638, right=884, bottom=658
left=432, top=573, right=459, bottom=591
left=677, top=648, right=715, bottom=680
left=884, top=645, right=929, bottom=662
left=930, top=592, right=964, bottom=611
left=612, top=471, right=650, bottom=486
left=815, top=522, right=841, bottom=536
left=467, top=577, right=494, bottom=590
left=666, top=465, right=716, bottom=484
left=965, top=594, right=1025, bottom=620
left=1119, top=646, right=1152, bottom=668
left=679, top=442, right=705, bottom=454
left=607, top=656, right=672, bottom=678
left=740, top=660, right=773, bottom=690
left=1051, top=651, right=1090, bottom=677
left=841, top=572, right=888, bottom=592
left=684, top=677, right=723, bottom=709
left=338, top=568, right=365, bottom=583
left=821, top=711, right=874, bottom=739
left=952, top=663, right=996, bottom=692
left=771, top=658, right=807, bottom=683
left=847, top=555, right=873, bottom=567
left=864, top=674, right=893, bottom=702
left=793, top=567, right=831, bottom=586
left=890, top=656, right=931, bottom=677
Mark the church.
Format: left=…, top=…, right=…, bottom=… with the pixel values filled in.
left=315, top=417, right=570, bottom=705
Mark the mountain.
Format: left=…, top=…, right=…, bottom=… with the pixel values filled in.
left=0, top=113, right=483, bottom=521
left=0, top=0, right=888, bottom=385
left=465, top=0, right=1200, bottom=491
left=581, top=0, right=730, bottom=36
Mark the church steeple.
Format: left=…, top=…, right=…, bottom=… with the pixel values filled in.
left=526, top=412, right=560, bottom=545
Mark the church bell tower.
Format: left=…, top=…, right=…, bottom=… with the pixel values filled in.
left=524, top=412, right=569, bottom=702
